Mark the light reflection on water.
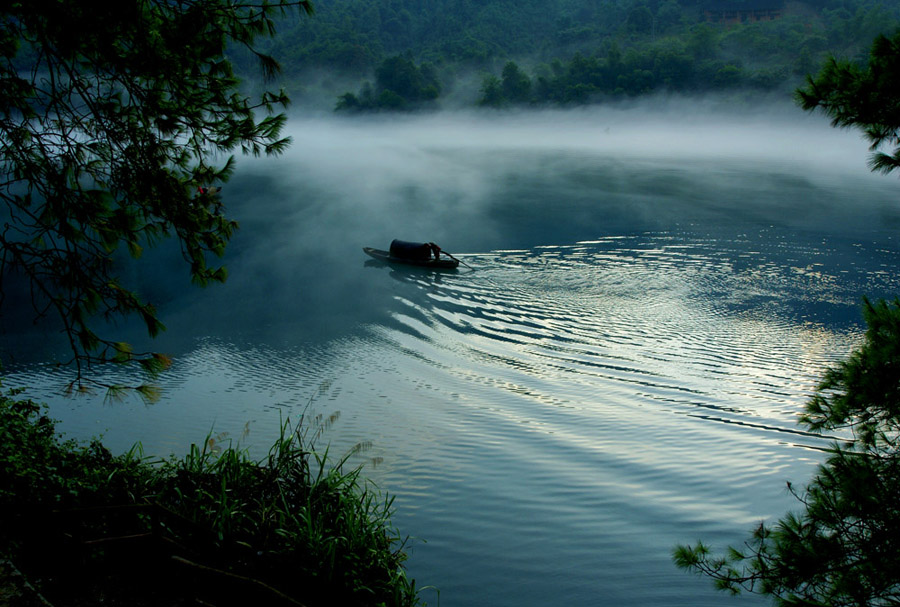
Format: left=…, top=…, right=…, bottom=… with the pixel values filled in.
left=7, top=230, right=896, bottom=607
left=5, top=107, right=900, bottom=606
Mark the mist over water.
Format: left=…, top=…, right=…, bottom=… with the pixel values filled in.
left=5, top=102, right=900, bottom=606
left=148, top=102, right=898, bottom=340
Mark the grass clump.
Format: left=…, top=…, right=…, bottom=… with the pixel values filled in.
left=0, top=382, right=422, bottom=607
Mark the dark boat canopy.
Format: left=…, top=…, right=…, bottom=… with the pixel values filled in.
left=390, top=239, right=433, bottom=261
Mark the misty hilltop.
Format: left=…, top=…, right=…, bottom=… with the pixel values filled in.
left=232, top=0, right=900, bottom=111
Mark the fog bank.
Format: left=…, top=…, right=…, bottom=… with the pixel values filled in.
left=243, top=101, right=896, bottom=253
left=7, top=101, right=899, bottom=362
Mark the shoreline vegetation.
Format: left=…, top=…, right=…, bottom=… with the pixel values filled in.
left=243, top=0, right=900, bottom=113
left=0, top=384, right=423, bottom=607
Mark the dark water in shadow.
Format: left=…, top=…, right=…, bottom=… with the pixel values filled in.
left=4, top=106, right=900, bottom=606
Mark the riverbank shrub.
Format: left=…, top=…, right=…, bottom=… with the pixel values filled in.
left=0, top=384, right=421, bottom=606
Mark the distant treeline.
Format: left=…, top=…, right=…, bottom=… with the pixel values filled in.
left=245, top=0, right=900, bottom=110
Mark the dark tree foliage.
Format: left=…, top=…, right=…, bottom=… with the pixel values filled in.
left=674, top=298, right=900, bottom=607
left=335, top=54, right=440, bottom=112
left=0, top=0, right=312, bottom=391
left=626, top=5, right=654, bottom=35
left=477, top=61, right=532, bottom=107
left=478, top=75, right=505, bottom=108
left=797, top=29, right=900, bottom=176
left=501, top=61, right=533, bottom=104
left=375, top=54, right=441, bottom=104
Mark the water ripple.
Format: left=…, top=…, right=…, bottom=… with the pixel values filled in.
left=6, top=229, right=895, bottom=607
left=369, top=234, right=881, bottom=450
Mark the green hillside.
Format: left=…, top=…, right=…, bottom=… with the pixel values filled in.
left=243, top=0, right=900, bottom=110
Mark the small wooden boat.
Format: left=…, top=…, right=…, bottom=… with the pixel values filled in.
left=363, top=246, right=459, bottom=269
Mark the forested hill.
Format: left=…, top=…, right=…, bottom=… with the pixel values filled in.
left=241, top=0, right=900, bottom=110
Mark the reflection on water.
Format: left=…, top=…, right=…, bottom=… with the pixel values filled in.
left=8, top=230, right=898, bottom=607
left=4, top=108, right=900, bottom=607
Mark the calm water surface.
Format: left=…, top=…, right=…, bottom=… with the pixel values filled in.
left=5, top=105, right=900, bottom=606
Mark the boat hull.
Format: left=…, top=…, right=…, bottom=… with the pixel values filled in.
left=363, top=247, right=459, bottom=269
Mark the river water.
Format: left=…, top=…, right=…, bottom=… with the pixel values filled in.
left=4, top=103, right=900, bottom=606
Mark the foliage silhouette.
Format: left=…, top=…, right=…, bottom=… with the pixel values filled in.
left=335, top=54, right=441, bottom=112
left=0, top=386, right=422, bottom=605
left=798, top=29, right=900, bottom=177
left=0, top=0, right=312, bottom=389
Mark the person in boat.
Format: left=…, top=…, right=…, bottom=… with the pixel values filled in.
left=427, top=242, right=442, bottom=260
left=390, top=239, right=443, bottom=261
